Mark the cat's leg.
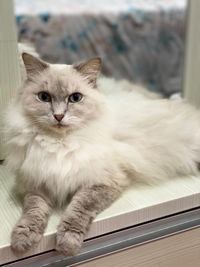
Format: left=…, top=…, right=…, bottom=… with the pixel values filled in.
left=11, top=192, right=53, bottom=252
left=56, top=184, right=122, bottom=256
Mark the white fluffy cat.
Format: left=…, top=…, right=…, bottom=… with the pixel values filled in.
left=3, top=52, right=200, bottom=256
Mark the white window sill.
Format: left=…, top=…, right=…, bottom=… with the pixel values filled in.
left=0, top=165, right=200, bottom=265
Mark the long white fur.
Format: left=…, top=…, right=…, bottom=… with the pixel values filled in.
left=4, top=65, right=200, bottom=204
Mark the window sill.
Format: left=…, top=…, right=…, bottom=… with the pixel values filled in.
left=0, top=165, right=200, bottom=265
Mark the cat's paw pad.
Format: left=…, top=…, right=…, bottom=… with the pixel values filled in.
left=11, top=220, right=42, bottom=253
left=56, top=226, right=83, bottom=256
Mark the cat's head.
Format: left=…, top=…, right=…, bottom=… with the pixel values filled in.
left=18, top=53, right=106, bottom=134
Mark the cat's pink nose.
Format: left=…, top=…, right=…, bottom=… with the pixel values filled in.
left=54, top=114, right=64, bottom=122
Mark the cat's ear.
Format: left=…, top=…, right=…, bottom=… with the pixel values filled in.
left=22, top=53, right=49, bottom=78
left=73, top=57, right=101, bottom=88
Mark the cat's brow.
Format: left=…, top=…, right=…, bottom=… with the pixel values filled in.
left=56, top=79, right=63, bottom=91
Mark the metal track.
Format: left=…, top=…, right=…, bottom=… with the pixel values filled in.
left=5, top=207, right=200, bottom=267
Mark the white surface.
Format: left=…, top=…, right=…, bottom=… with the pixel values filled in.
left=0, top=165, right=200, bottom=264
left=0, top=0, right=21, bottom=159
left=183, top=0, right=200, bottom=107
left=14, top=0, right=187, bottom=15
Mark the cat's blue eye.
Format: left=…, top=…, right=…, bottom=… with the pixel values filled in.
left=69, top=93, right=83, bottom=103
left=38, top=92, right=51, bottom=102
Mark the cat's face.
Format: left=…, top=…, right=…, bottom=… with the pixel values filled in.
left=19, top=53, right=105, bottom=134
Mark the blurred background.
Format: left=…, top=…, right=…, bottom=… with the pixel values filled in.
left=14, top=0, right=187, bottom=97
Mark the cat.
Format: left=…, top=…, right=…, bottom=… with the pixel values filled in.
left=3, top=52, right=200, bottom=256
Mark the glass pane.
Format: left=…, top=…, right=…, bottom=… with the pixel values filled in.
left=14, top=0, right=188, bottom=97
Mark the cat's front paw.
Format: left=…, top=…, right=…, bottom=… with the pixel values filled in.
left=56, top=222, right=84, bottom=256
left=11, top=217, right=42, bottom=253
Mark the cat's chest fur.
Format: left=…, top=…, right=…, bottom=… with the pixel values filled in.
left=18, top=131, right=110, bottom=201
